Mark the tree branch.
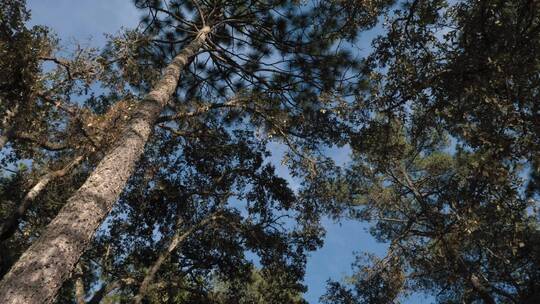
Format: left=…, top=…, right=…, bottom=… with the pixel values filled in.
left=0, top=155, right=84, bottom=241
left=132, top=212, right=223, bottom=304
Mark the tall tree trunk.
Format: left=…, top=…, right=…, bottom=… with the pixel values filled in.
left=0, top=155, right=84, bottom=241
left=132, top=213, right=221, bottom=304
left=0, top=26, right=210, bottom=304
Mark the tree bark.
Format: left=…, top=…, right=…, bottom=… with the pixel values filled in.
left=132, top=213, right=220, bottom=304
left=0, top=26, right=210, bottom=304
left=0, top=155, right=84, bottom=241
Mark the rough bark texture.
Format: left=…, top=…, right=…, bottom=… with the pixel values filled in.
left=0, top=155, right=84, bottom=241
left=132, top=213, right=220, bottom=304
left=0, top=27, right=210, bottom=304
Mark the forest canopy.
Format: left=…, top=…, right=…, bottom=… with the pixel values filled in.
left=0, top=0, right=538, bottom=303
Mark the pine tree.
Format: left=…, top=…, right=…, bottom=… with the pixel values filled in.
left=0, top=0, right=385, bottom=303
left=323, top=0, right=540, bottom=303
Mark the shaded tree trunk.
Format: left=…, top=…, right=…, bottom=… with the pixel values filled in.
left=0, top=26, right=210, bottom=304
left=0, top=155, right=84, bottom=241
left=133, top=213, right=221, bottom=304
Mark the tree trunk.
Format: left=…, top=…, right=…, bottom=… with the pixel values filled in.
left=0, top=26, right=210, bottom=304
left=133, top=213, right=220, bottom=304
left=0, top=155, right=84, bottom=241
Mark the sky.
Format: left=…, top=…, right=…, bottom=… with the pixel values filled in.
left=25, top=1, right=431, bottom=303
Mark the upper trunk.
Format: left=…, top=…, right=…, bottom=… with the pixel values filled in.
left=0, top=26, right=210, bottom=304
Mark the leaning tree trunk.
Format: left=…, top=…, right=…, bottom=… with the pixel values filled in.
left=0, top=26, right=210, bottom=304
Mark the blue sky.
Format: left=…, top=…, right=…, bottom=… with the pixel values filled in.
left=26, top=1, right=431, bottom=303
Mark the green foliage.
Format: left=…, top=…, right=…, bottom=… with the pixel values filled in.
left=211, top=267, right=307, bottom=304
left=1, top=0, right=390, bottom=302
left=323, top=1, right=540, bottom=303
left=3, top=0, right=539, bottom=303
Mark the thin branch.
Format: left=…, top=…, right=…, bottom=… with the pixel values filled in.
left=132, top=212, right=224, bottom=304
left=38, top=56, right=73, bottom=80
left=157, top=95, right=248, bottom=122
left=0, top=155, right=84, bottom=241
left=12, top=131, right=70, bottom=151
left=189, top=0, right=206, bottom=28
